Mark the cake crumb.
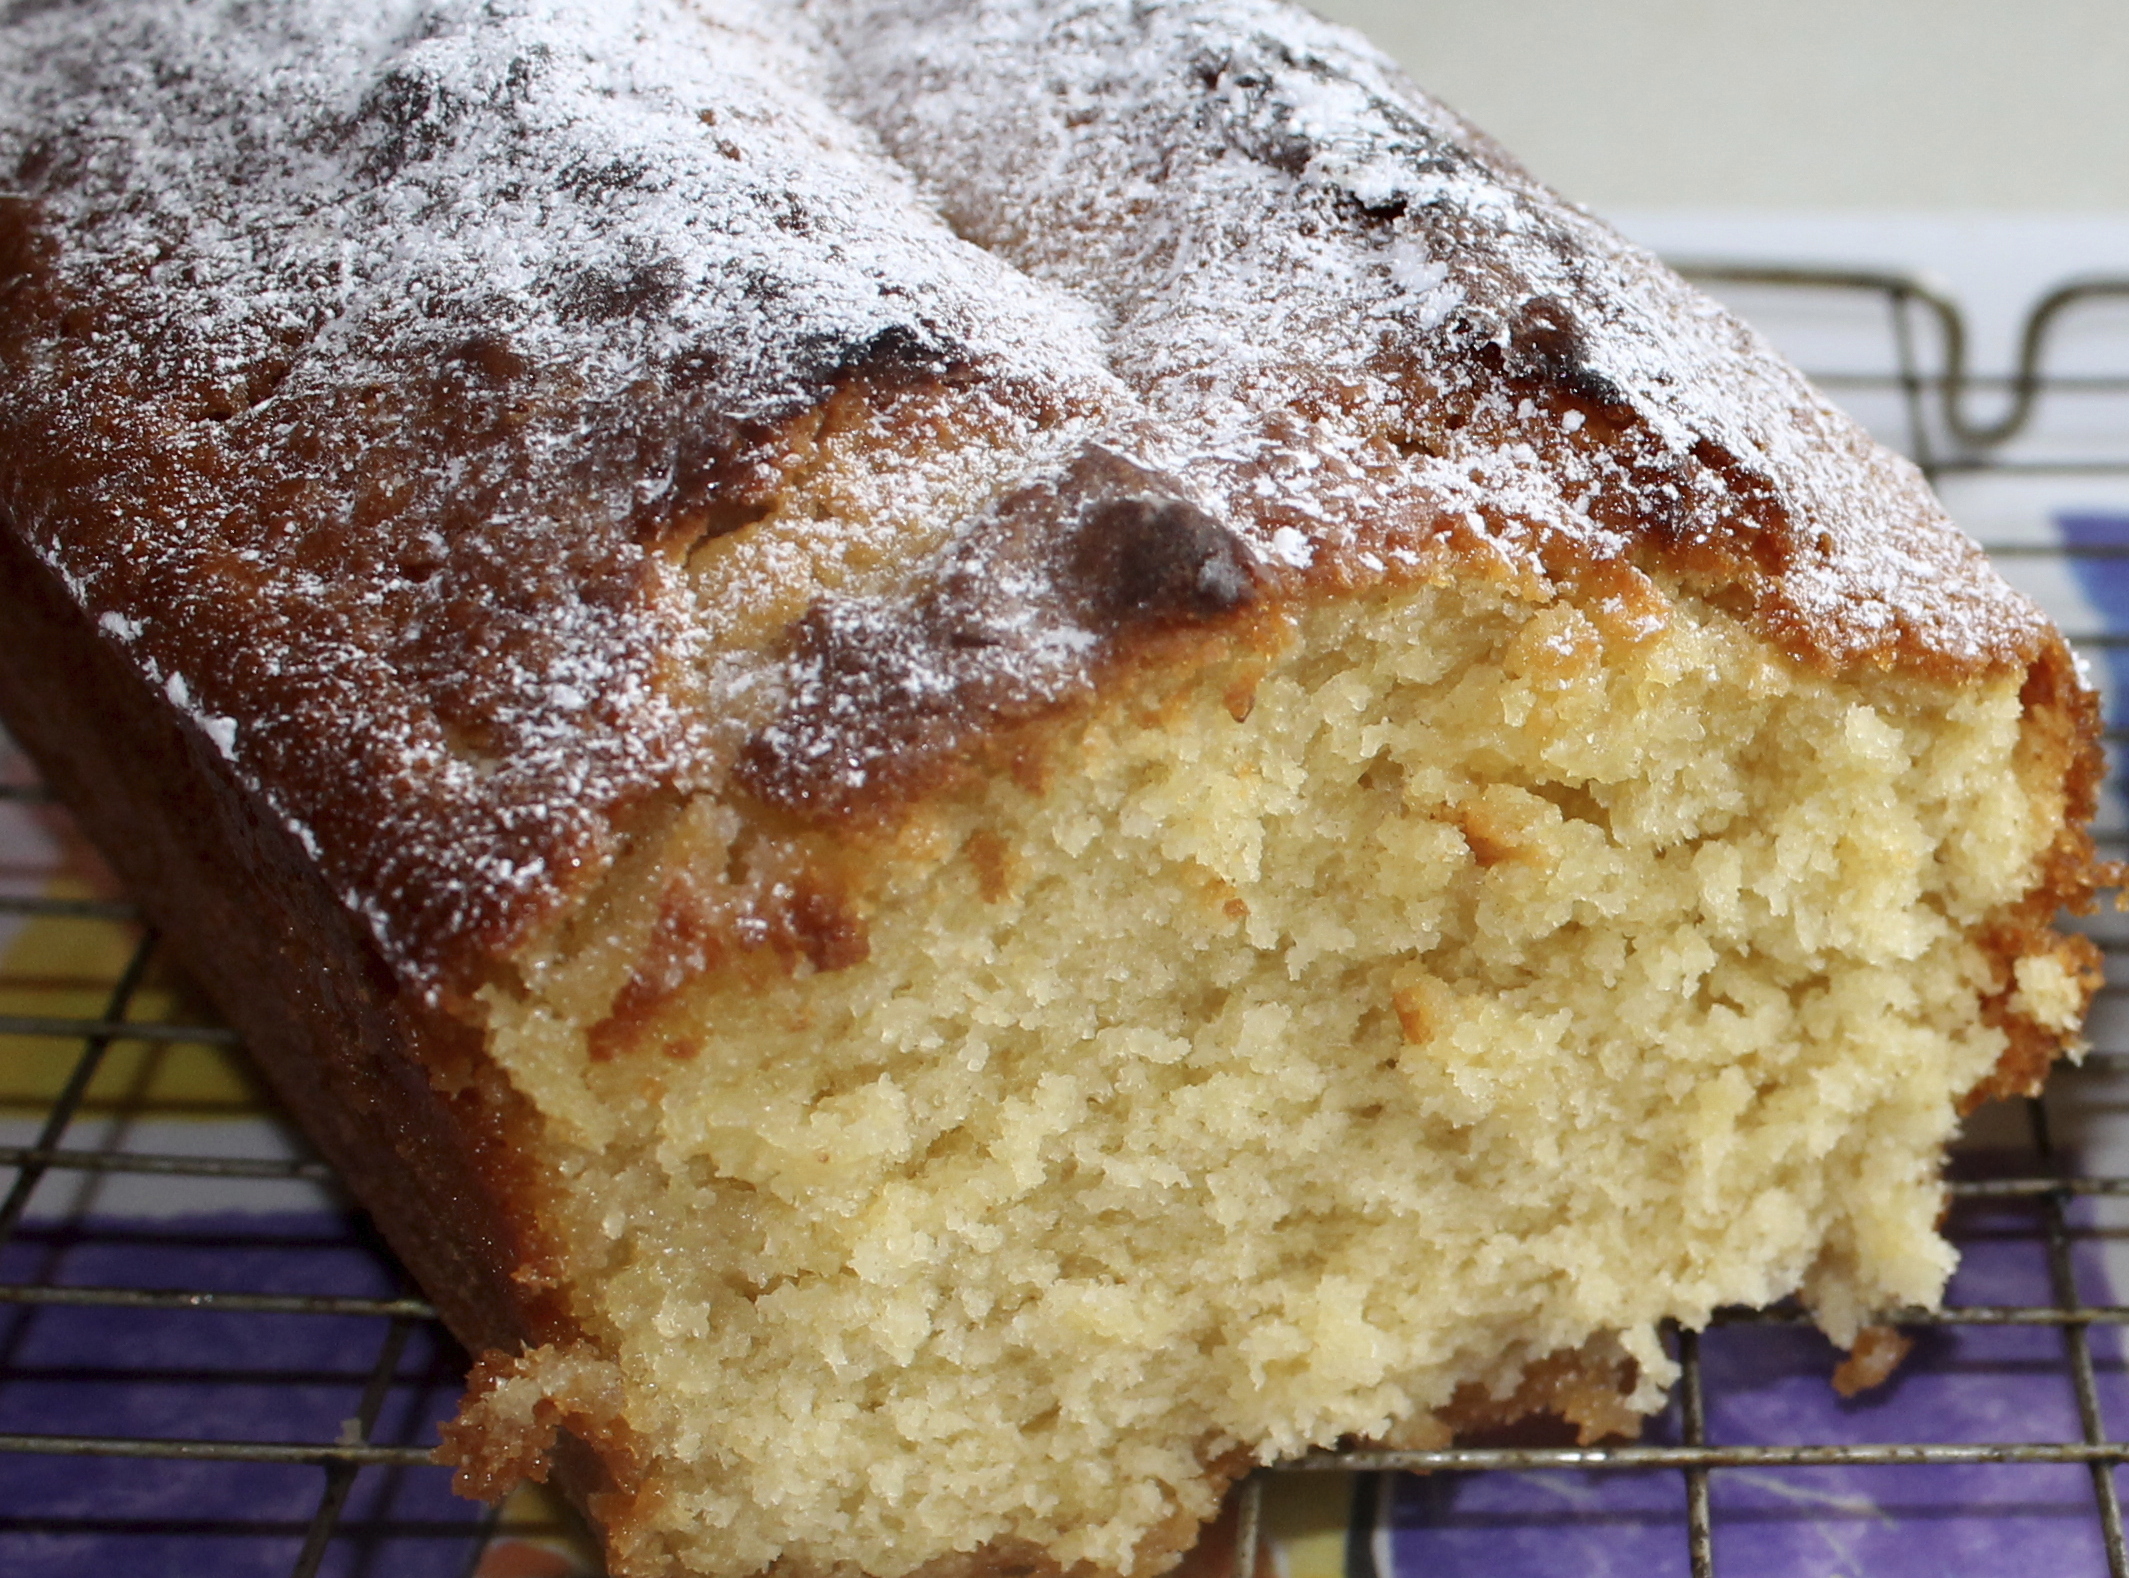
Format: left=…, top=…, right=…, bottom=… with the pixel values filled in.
left=1831, top=1325, right=1914, bottom=1398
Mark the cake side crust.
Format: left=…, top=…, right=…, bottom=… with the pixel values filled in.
left=0, top=523, right=575, bottom=1359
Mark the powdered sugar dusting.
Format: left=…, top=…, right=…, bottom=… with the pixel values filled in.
left=813, top=0, right=2049, bottom=669
left=0, top=0, right=1124, bottom=988
left=0, top=0, right=2063, bottom=993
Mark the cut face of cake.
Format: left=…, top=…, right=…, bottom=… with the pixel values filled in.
left=0, top=2, right=2102, bottom=1578
left=452, top=566, right=2096, bottom=1578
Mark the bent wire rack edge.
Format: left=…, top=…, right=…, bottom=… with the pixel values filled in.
left=8, top=263, right=2129, bottom=1578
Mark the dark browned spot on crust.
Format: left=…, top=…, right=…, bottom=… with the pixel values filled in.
left=1501, top=294, right=1628, bottom=412
left=453, top=334, right=531, bottom=384
left=737, top=444, right=1262, bottom=823
left=1072, top=494, right=1256, bottom=624
left=12, top=137, right=55, bottom=187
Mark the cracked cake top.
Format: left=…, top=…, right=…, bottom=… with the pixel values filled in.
left=0, top=0, right=2057, bottom=991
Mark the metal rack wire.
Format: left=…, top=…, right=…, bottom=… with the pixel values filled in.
left=0, top=807, right=562, bottom=1573
left=7, top=264, right=2129, bottom=1576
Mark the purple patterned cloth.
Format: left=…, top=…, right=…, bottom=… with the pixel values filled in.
left=0, top=1210, right=484, bottom=1578
left=1384, top=1188, right=2127, bottom=1577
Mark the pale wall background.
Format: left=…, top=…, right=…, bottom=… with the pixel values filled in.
left=1310, top=0, right=2129, bottom=211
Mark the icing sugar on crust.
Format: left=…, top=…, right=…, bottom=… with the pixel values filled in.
left=814, top=0, right=2049, bottom=668
left=0, top=0, right=1128, bottom=988
left=0, top=0, right=2060, bottom=992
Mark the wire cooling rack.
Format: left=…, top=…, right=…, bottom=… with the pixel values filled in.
left=7, top=265, right=2129, bottom=1578
left=0, top=865, right=544, bottom=1575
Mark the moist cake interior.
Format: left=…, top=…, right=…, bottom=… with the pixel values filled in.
left=453, top=569, right=2086, bottom=1578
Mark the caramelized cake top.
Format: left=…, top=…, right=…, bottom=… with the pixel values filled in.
left=0, top=0, right=2059, bottom=991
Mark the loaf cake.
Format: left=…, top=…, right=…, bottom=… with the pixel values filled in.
left=0, top=1, right=2103, bottom=1576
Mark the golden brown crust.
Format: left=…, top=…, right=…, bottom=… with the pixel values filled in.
left=0, top=2, right=1121, bottom=996
left=0, top=0, right=2076, bottom=1011
left=735, top=445, right=1265, bottom=822
left=822, top=0, right=2060, bottom=684
left=1831, top=1326, right=1915, bottom=1399
left=1433, top=1344, right=1648, bottom=1448
left=0, top=525, right=568, bottom=1357
left=0, top=161, right=1075, bottom=994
